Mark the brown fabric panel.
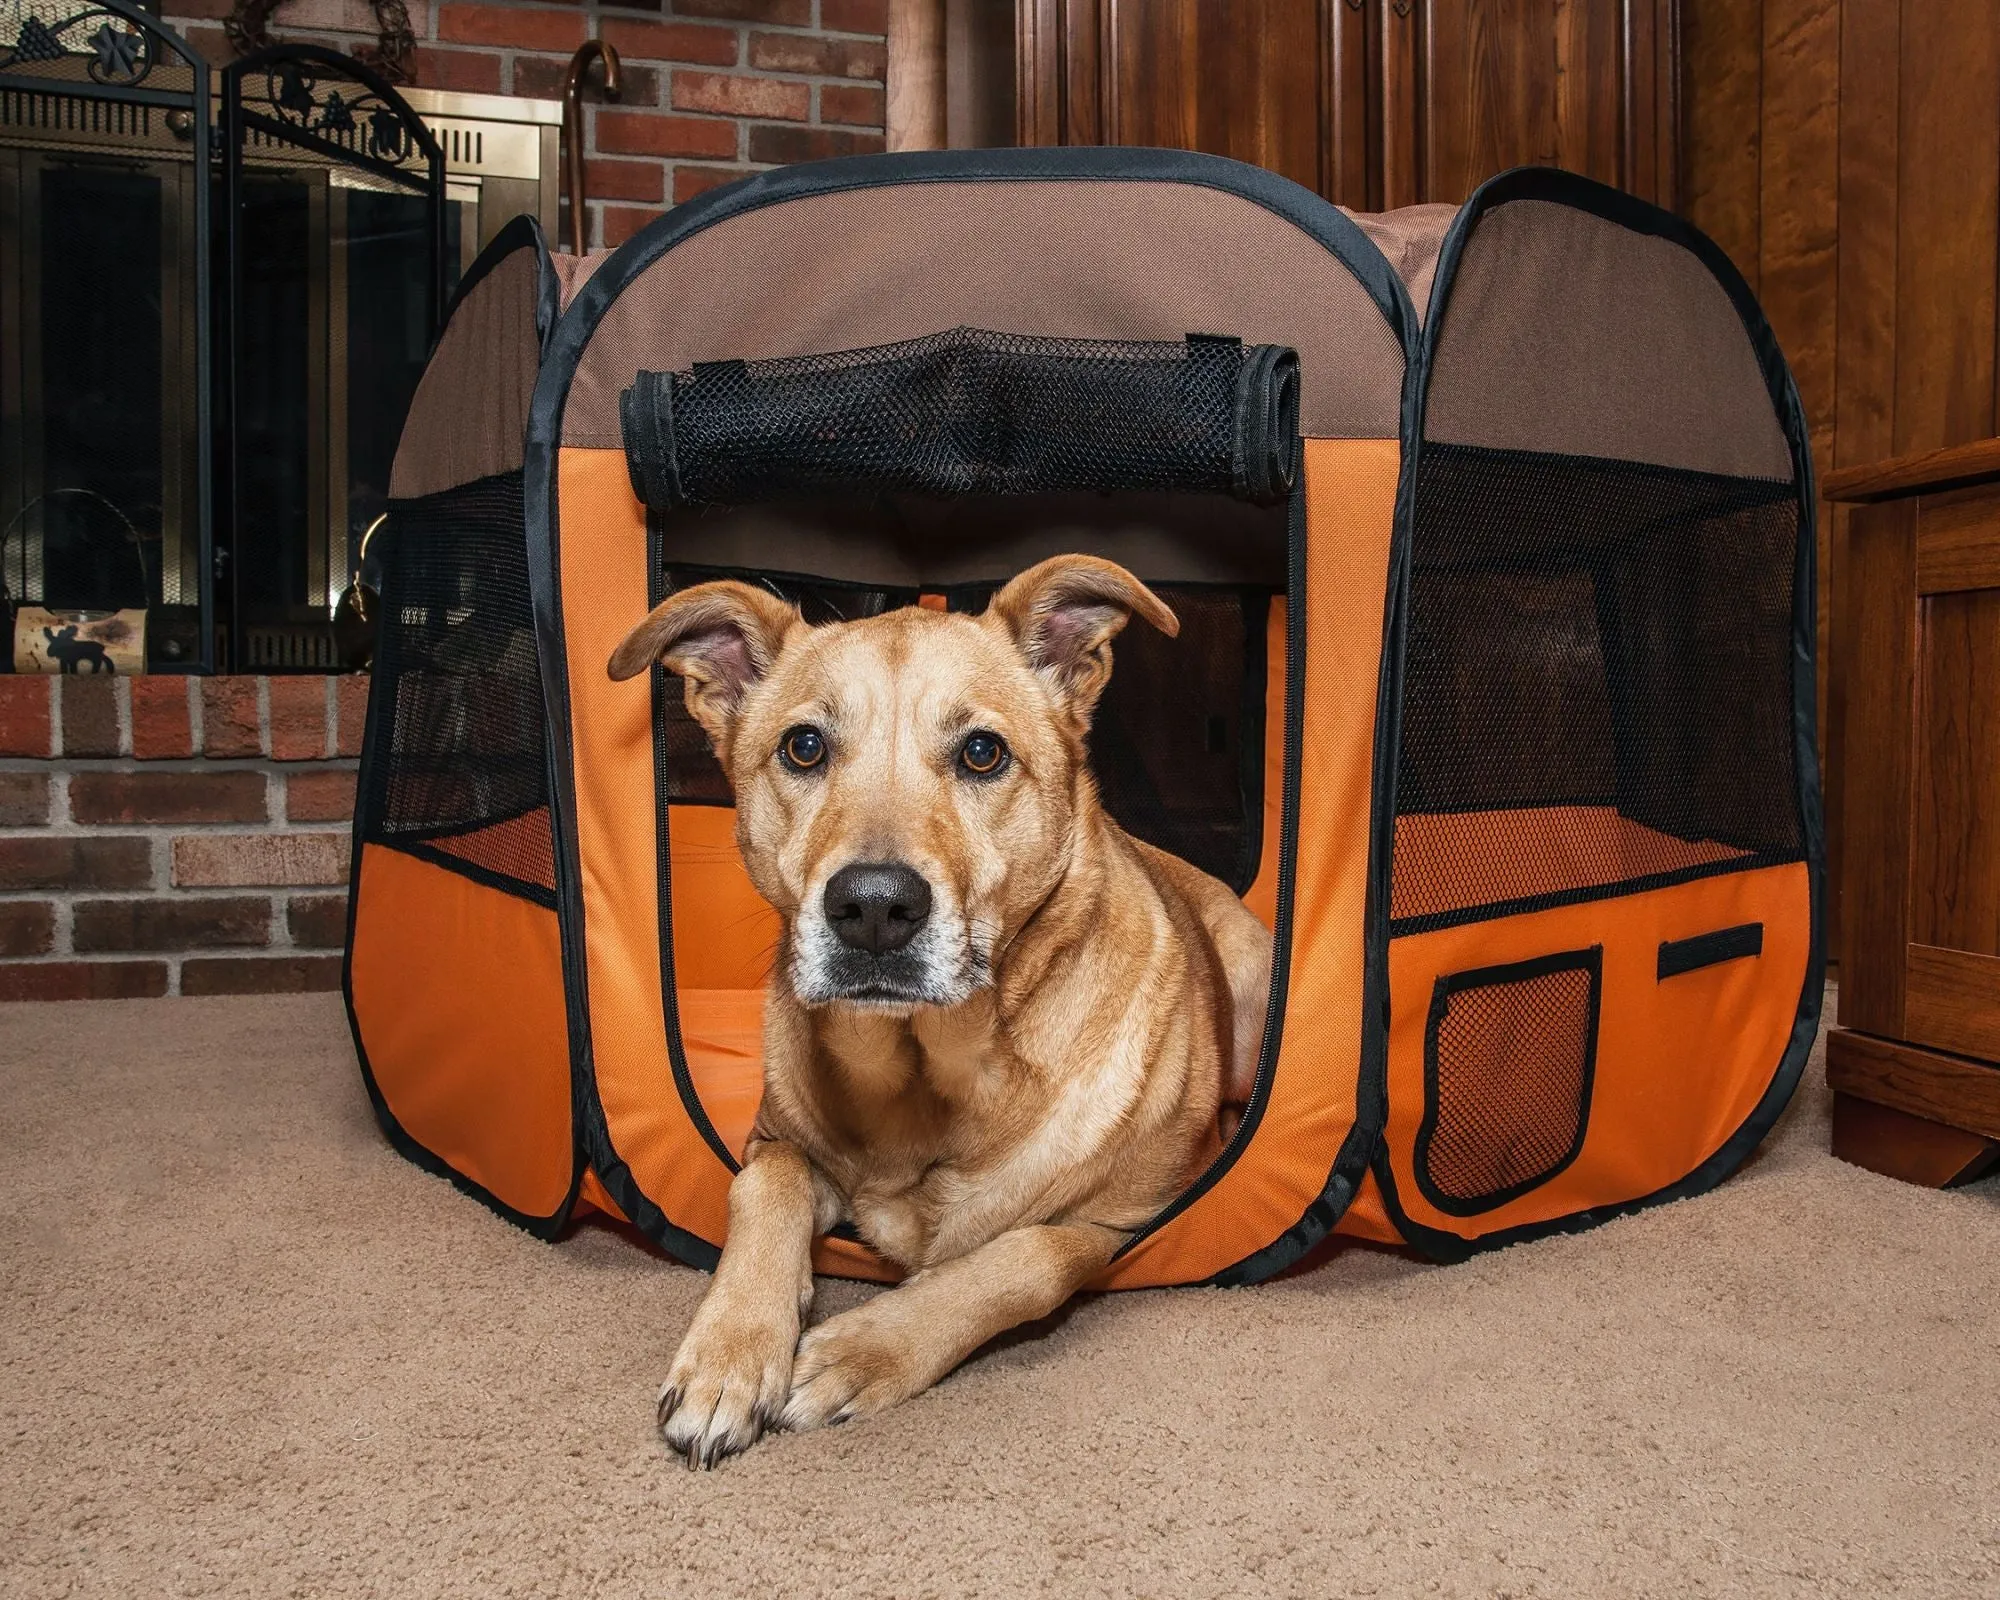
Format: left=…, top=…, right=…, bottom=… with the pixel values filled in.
left=1426, top=199, right=1793, bottom=479
left=1342, top=203, right=1458, bottom=325
left=561, top=180, right=1404, bottom=446
left=388, top=245, right=543, bottom=499
left=551, top=249, right=612, bottom=309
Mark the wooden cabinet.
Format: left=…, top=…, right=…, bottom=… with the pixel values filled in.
left=1823, top=439, right=2000, bottom=1188
left=985, top=0, right=1677, bottom=210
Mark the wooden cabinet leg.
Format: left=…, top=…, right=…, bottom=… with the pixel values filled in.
left=1831, top=1093, right=2000, bottom=1187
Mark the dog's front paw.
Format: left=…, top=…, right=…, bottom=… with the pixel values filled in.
left=778, top=1304, right=926, bottom=1433
left=657, top=1302, right=796, bottom=1469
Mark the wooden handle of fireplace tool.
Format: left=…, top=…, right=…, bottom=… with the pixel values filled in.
left=562, top=40, right=624, bottom=254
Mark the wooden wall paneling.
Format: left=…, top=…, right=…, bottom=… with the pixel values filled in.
left=1554, top=0, right=1626, bottom=189
left=1891, top=0, right=2000, bottom=454
left=1379, top=0, right=1422, bottom=206
left=1679, top=0, right=1763, bottom=291
left=1831, top=0, right=1897, bottom=469
left=1419, top=1, right=1558, bottom=201
left=1326, top=0, right=1376, bottom=207
left=1837, top=496, right=1918, bottom=1035
left=1622, top=0, right=1678, bottom=206
left=944, top=0, right=1018, bottom=149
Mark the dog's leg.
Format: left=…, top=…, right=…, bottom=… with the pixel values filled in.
left=780, top=1221, right=1120, bottom=1432
left=658, top=1140, right=828, bottom=1468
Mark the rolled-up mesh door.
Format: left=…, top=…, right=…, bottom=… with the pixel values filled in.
left=621, top=327, right=1301, bottom=509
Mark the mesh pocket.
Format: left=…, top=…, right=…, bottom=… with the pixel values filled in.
left=622, top=328, right=1300, bottom=509
left=359, top=470, right=555, bottom=903
left=1393, top=444, right=1803, bottom=932
left=1417, top=949, right=1601, bottom=1214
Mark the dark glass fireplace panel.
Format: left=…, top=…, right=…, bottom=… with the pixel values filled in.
left=36, top=163, right=161, bottom=614
left=344, top=187, right=458, bottom=587
left=234, top=173, right=312, bottom=616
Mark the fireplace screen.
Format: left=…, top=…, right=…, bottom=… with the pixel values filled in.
left=1, top=5, right=560, bottom=673
left=0, top=0, right=213, bottom=669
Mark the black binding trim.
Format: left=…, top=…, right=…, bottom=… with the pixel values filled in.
left=648, top=516, right=746, bottom=1175
left=372, top=836, right=559, bottom=912
left=1373, top=166, right=1825, bottom=1264
left=1413, top=947, right=1602, bottom=1217
left=527, top=147, right=1415, bottom=1275
left=341, top=206, right=581, bottom=1238
left=1658, top=922, right=1764, bottom=981
left=1110, top=484, right=1310, bottom=1266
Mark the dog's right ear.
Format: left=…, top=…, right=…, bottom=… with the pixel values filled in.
left=607, top=581, right=800, bottom=748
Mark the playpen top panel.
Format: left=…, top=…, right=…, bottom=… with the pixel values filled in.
left=1342, top=203, right=1458, bottom=325
left=1425, top=197, right=1794, bottom=481
left=391, top=226, right=548, bottom=501
left=555, top=173, right=1408, bottom=447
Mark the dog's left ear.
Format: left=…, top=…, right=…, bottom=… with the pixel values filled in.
left=989, top=554, right=1179, bottom=725
left=607, top=580, right=800, bottom=752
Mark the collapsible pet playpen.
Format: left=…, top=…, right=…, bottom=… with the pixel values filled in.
left=346, top=150, right=1821, bottom=1283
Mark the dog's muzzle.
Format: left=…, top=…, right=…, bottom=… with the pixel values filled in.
left=800, top=860, right=958, bottom=1007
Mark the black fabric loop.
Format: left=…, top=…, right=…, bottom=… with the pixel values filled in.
left=620, top=369, right=682, bottom=510
left=617, top=326, right=1301, bottom=510
left=1232, top=343, right=1300, bottom=504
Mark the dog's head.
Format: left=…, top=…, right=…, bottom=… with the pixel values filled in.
left=610, top=555, right=1177, bottom=1012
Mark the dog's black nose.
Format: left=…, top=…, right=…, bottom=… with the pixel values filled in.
left=823, top=863, right=932, bottom=955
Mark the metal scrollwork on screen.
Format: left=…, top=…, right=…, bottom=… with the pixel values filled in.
left=0, top=5, right=158, bottom=87
left=248, top=54, right=419, bottom=164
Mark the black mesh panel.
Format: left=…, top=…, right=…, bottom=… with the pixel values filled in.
left=624, top=328, right=1299, bottom=510
left=1082, top=587, right=1267, bottom=890
left=1393, top=444, right=1802, bottom=931
left=359, top=470, right=554, bottom=904
left=1417, top=950, right=1600, bottom=1214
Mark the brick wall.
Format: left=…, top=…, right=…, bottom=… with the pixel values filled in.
left=161, top=0, right=889, bottom=248
left=0, top=676, right=367, bottom=1001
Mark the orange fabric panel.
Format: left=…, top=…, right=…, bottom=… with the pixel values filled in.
left=667, top=806, right=779, bottom=991
left=1239, top=598, right=1287, bottom=934
left=1392, top=807, right=1747, bottom=924
left=577, top=1168, right=629, bottom=1222
left=678, top=987, right=764, bottom=1157
left=1382, top=860, right=1811, bottom=1244
left=561, top=441, right=1395, bottom=1287
left=559, top=447, right=736, bottom=1250
left=349, top=844, right=574, bottom=1218
left=1336, top=1169, right=1405, bottom=1245
left=1099, top=436, right=1398, bottom=1288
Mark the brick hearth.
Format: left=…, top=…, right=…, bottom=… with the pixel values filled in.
left=0, top=676, right=367, bottom=1000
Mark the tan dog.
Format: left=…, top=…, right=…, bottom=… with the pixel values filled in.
left=608, top=554, right=1272, bottom=1467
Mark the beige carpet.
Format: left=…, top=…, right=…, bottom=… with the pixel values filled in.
left=2, top=993, right=1996, bottom=1599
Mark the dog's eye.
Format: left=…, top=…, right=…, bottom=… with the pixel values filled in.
left=958, top=731, right=1008, bottom=777
left=779, top=726, right=826, bottom=772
